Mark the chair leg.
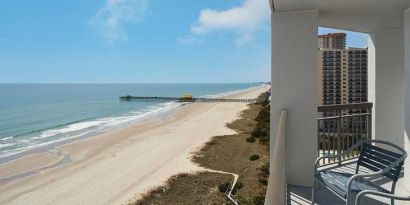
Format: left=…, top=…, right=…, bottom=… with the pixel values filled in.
left=346, top=193, right=351, bottom=205
left=311, top=183, right=316, bottom=205
left=347, top=194, right=356, bottom=205
left=391, top=198, right=394, bottom=205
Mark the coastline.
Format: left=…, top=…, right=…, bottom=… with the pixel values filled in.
left=0, top=84, right=261, bottom=162
left=0, top=84, right=270, bottom=205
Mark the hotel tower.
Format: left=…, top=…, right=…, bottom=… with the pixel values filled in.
left=318, top=33, right=368, bottom=106
left=318, top=33, right=368, bottom=133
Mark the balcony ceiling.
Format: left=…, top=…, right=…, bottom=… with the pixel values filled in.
left=272, top=0, right=410, bottom=33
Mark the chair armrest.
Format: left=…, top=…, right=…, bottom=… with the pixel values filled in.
left=345, top=171, right=383, bottom=203
left=314, top=155, right=342, bottom=174
left=347, top=158, right=403, bottom=189
left=355, top=190, right=410, bottom=205
left=346, top=156, right=406, bottom=202
left=347, top=171, right=383, bottom=185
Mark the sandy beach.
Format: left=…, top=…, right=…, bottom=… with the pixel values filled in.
left=0, top=85, right=269, bottom=205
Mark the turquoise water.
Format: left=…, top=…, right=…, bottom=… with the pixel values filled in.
left=0, top=83, right=259, bottom=158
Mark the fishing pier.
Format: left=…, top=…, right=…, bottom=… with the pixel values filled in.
left=119, top=95, right=258, bottom=103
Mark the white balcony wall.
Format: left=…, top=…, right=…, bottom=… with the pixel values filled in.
left=271, top=9, right=318, bottom=187
left=404, top=8, right=410, bottom=192
left=368, top=29, right=405, bottom=148
left=368, top=35, right=376, bottom=139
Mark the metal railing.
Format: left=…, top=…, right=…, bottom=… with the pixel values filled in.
left=264, top=109, right=287, bottom=205
left=317, top=102, right=373, bottom=165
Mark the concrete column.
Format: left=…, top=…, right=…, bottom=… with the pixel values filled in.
left=404, top=8, right=410, bottom=191
left=270, top=9, right=318, bottom=187
left=368, top=35, right=376, bottom=139
left=368, top=29, right=404, bottom=148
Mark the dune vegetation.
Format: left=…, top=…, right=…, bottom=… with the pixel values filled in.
left=131, top=92, right=271, bottom=205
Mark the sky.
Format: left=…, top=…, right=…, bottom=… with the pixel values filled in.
left=0, top=0, right=368, bottom=83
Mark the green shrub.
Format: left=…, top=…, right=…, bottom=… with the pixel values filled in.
left=258, top=178, right=268, bottom=185
left=235, top=181, right=243, bottom=190
left=259, top=162, right=270, bottom=177
left=256, top=92, right=271, bottom=107
left=246, top=136, right=256, bottom=142
left=253, top=196, right=265, bottom=205
left=255, top=107, right=270, bottom=124
left=259, top=136, right=269, bottom=145
left=253, top=92, right=271, bottom=147
left=261, top=99, right=269, bottom=107
left=218, top=182, right=230, bottom=193
left=251, top=127, right=268, bottom=138
left=249, top=154, right=260, bottom=161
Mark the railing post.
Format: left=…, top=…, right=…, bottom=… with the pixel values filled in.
left=337, top=110, right=342, bottom=164
left=317, top=118, right=321, bottom=161
left=367, top=107, right=372, bottom=140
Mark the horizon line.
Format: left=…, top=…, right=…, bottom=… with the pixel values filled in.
left=0, top=82, right=270, bottom=85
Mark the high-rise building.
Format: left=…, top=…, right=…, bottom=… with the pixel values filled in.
left=319, top=48, right=368, bottom=106
left=318, top=33, right=346, bottom=49
left=318, top=33, right=368, bottom=133
left=318, top=33, right=367, bottom=106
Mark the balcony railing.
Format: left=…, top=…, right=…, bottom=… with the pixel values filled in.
left=317, top=102, right=373, bottom=165
left=265, top=109, right=287, bottom=205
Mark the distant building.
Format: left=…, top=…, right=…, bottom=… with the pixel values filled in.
left=318, top=33, right=346, bottom=49
left=318, top=33, right=367, bottom=106
left=319, top=48, right=368, bottom=106
left=318, top=33, right=368, bottom=132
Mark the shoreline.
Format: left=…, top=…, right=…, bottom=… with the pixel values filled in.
left=0, top=84, right=270, bottom=205
left=0, top=84, right=262, bottom=163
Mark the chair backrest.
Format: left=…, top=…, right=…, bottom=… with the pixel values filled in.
left=357, top=141, right=406, bottom=181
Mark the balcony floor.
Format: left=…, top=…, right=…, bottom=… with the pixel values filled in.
left=287, top=162, right=410, bottom=205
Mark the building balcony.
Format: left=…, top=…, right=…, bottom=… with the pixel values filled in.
left=269, top=1, right=410, bottom=204
left=266, top=103, right=410, bottom=205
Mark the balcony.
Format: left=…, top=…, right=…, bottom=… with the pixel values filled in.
left=266, top=103, right=410, bottom=205
left=270, top=1, right=410, bottom=204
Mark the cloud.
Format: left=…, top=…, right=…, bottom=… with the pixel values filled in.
left=191, top=0, right=270, bottom=46
left=89, top=0, right=148, bottom=42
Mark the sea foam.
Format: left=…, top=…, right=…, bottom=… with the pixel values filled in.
left=0, top=101, right=181, bottom=158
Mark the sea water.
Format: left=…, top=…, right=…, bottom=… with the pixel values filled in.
left=0, top=83, right=259, bottom=158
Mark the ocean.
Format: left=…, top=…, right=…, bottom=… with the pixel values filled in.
left=0, top=83, right=259, bottom=158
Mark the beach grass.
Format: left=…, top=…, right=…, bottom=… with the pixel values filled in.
left=131, top=92, right=270, bottom=205
left=132, top=172, right=232, bottom=205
